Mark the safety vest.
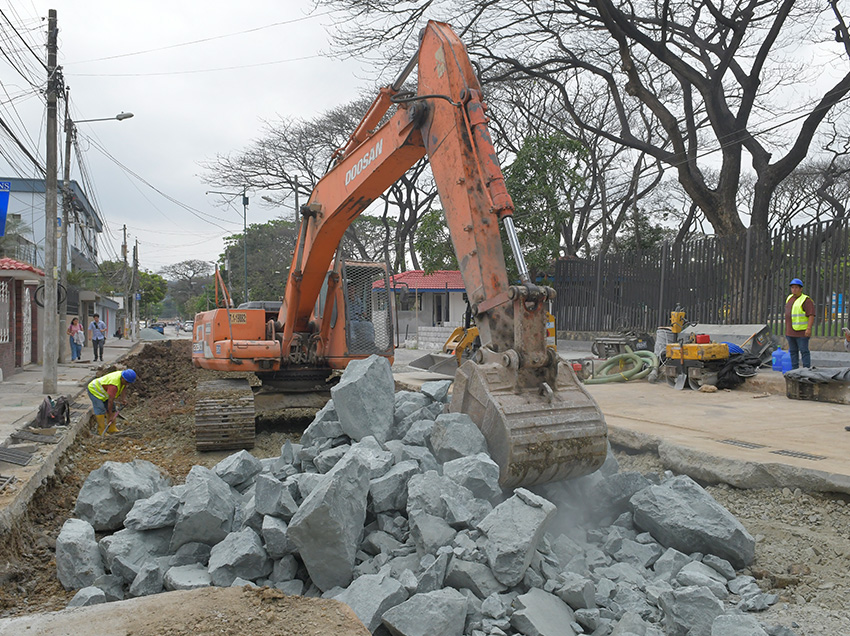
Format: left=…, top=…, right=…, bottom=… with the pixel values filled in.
left=88, top=370, right=126, bottom=401
left=785, top=294, right=811, bottom=331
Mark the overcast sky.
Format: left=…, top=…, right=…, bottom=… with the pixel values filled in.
left=1, top=0, right=373, bottom=271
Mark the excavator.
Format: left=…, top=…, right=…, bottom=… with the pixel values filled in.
left=192, top=21, right=607, bottom=488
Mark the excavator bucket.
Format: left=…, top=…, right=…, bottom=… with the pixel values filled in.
left=408, top=352, right=460, bottom=376
left=450, top=355, right=608, bottom=489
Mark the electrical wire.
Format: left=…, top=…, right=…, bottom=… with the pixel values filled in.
left=80, top=134, right=241, bottom=231
left=0, top=7, right=47, bottom=71
left=68, top=10, right=337, bottom=64
left=69, top=54, right=325, bottom=77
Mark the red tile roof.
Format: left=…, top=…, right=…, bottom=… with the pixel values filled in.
left=386, top=270, right=465, bottom=292
left=0, top=257, right=44, bottom=276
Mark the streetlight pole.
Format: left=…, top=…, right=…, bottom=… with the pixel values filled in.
left=207, top=189, right=249, bottom=304
left=59, top=105, right=133, bottom=362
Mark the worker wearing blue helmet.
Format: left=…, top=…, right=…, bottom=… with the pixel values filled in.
left=784, top=278, right=815, bottom=369
left=87, top=368, right=137, bottom=435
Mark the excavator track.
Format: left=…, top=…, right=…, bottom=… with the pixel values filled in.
left=194, top=378, right=256, bottom=452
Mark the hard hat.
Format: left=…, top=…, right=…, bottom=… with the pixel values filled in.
left=789, top=278, right=803, bottom=286
left=121, top=369, right=137, bottom=383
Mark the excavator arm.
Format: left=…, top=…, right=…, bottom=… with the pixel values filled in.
left=196, top=21, right=608, bottom=486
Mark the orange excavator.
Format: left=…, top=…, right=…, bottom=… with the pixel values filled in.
left=192, top=21, right=607, bottom=488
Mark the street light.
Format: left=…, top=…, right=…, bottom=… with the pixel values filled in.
left=58, top=91, right=134, bottom=365
left=207, top=188, right=249, bottom=305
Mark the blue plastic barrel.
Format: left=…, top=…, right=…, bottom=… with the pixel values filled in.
left=771, top=350, right=783, bottom=371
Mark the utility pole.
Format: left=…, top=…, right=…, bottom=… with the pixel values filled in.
left=59, top=86, right=71, bottom=364
left=242, top=187, right=248, bottom=305
left=122, top=224, right=128, bottom=337
left=132, top=240, right=139, bottom=339
left=43, top=9, right=59, bottom=394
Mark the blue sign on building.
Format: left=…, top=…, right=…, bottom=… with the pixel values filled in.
left=0, top=181, right=10, bottom=238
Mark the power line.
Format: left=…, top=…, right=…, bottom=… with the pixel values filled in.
left=0, top=7, right=47, bottom=71
left=0, top=111, right=46, bottom=174
left=80, top=134, right=241, bottom=231
left=69, top=53, right=324, bottom=77
left=68, top=11, right=337, bottom=64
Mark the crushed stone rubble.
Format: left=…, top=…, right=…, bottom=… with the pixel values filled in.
left=57, top=355, right=799, bottom=636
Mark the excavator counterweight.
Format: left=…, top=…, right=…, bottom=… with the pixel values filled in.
left=193, top=21, right=607, bottom=486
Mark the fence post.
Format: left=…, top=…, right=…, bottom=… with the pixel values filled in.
left=657, top=241, right=668, bottom=326
left=593, top=253, right=603, bottom=330
left=743, top=226, right=752, bottom=321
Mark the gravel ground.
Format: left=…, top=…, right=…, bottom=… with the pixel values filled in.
left=617, top=451, right=850, bottom=636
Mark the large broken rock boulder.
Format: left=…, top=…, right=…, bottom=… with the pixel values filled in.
left=207, top=527, right=272, bottom=586
left=478, top=488, right=556, bottom=586
left=630, top=475, right=755, bottom=568
left=427, top=413, right=488, bottom=463
left=56, top=518, right=105, bottom=590
left=213, top=450, right=263, bottom=488
left=511, top=588, right=577, bottom=636
left=381, top=587, right=468, bottom=636
left=288, top=445, right=371, bottom=591
left=169, top=466, right=236, bottom=552
left=74, top=460, right=170, bottom=531
left=333, top=573, right=408, bottom=632
left=99, top=527, right=172, bottom=585
left=331, top=355, right=395, bottom=443
left=123, top=488, right=182, bottom=531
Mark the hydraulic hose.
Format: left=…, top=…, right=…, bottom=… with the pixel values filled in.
left=584, top=346, right=659, bottom=384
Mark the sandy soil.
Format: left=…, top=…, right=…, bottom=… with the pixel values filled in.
left=0, top=340, right=847, bottom=635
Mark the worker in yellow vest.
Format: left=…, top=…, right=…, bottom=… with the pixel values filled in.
left=784, top=278, right=815, bottom=369
left=87, top=369, right=137, bottom=435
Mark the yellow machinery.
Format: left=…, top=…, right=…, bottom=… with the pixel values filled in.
left=661, top=309, right=730, bottom=390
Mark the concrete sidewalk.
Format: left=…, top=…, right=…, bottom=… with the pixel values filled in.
left=0, top=337, right=140, bottom=532
left=393, top=346, right=850, bottom=495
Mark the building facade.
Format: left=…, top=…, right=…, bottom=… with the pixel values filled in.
left=0, top=258, right=43, bottom=380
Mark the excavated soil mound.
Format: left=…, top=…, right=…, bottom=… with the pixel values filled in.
left=0, top=586, right=369, bottom=636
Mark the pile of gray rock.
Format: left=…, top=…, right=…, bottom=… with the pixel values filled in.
left=57, top=355, right=797, bottom=636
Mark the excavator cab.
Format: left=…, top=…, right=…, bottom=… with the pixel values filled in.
left=340, top=262, right=394, bottom=357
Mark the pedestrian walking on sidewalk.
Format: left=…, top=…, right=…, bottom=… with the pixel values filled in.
left=67, top=317, right=84, bottom=361
left=87, top=369, right=136, bottom=435
left=784, top=278, right=815, bottom=369
left=88, top=313, right=107, bottom=362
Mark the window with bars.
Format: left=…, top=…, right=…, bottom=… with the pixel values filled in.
left=0, top=280, right=9, bottom=343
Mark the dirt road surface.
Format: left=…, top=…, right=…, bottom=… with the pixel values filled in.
left=0, top=341, right=847, bottom=634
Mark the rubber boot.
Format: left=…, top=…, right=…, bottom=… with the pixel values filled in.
left=105, top=420, right=120, bottom=434
left=95, top=414, right=106, bottom=436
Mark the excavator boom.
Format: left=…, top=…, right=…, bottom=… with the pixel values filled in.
left=194, top=21, right=607, bottom=486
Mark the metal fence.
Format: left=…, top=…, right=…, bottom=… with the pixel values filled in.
left=554, top=218, right=850, bottom=338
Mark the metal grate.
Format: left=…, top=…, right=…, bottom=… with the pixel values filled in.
left=0, top=448, right=33, bottom=466
left=343, top=261, right=394, bottom=356
left=718, top=439, right=767, bottom=450
left=770, top=449, right=826, bottom=461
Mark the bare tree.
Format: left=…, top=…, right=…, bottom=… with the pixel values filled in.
left=317, top=0, right=850, bottom=236
left=202, top=95, right=436, bottom=273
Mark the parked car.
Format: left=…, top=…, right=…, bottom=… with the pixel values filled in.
left=150, top=322, right=165, bottom=334
left=183, top=321, right=194, bottom=333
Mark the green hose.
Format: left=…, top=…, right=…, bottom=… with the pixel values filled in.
left=584, top=346, right=659, bottom=384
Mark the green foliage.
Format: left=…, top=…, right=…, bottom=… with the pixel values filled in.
left=415, top=133, right=585, bottom=281
left=138, top=271, right=167, bottom=320
left=414, top=209, right=458, bottom=274
left=504, top=133, right=585, bottom=280
left=614, top=210, right=678, bottom=252
left=221, top=217, right=298, bottom=304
